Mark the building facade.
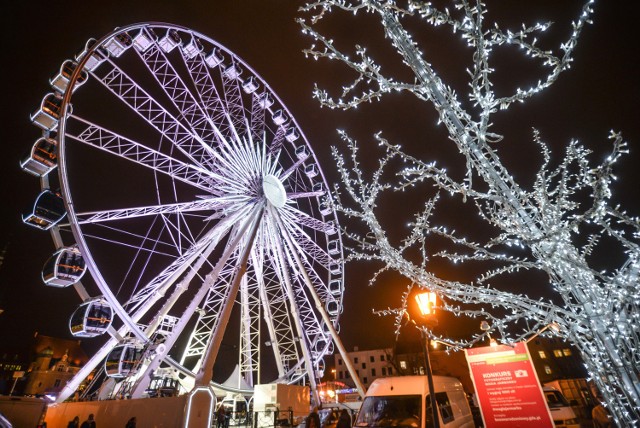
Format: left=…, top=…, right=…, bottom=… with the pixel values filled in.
left=333, top=347, right=395, bottom=390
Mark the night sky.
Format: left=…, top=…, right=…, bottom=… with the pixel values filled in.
left=1, top=0, right=639, bottom=372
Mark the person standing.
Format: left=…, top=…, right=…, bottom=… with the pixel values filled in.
left=80, top=414, right=96, bottom=428
left=67, top=416, right=80, bottom=428
left=306, top=407, right=321, bottom=428
left=217, top=405, right=227, bottom=428
left=336, top=409, right=351, bottom=428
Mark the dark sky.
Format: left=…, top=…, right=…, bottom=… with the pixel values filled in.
left=1, top=0, right=638, bottom=367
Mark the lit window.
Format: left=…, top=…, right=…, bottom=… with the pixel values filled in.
left=553, top=349, right=563, bottom=358
left=562, top=348, right=572, bottom=356
left=544, top=365, right=552, bottom=374
left=400, top=361, right=407, bottom=369
left=538, top=351, right=547, bottom=359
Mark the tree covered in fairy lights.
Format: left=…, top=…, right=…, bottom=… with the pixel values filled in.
left=299, top=0, right=639, bottom=425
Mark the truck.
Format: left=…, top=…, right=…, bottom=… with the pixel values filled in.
left=354, top=376, right=474, bottom=428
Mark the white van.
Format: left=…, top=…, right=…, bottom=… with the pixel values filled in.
left=543, top=387, right=580, bottom=428
left=354, top=376, right=474, bottom=428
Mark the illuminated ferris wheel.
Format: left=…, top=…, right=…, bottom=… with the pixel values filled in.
left=22, top=23, right=344, bottom=402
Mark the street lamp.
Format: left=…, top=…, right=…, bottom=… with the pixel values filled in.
left=414, top=291, right=440, bottom=428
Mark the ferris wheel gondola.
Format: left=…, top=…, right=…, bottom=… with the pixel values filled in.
left=23, top=22, right=347, bottom=403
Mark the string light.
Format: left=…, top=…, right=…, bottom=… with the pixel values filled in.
left=300, top=1, right=638, bottom=426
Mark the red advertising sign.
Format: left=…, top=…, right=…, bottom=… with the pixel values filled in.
left=465, top=342, right=553, bottom=428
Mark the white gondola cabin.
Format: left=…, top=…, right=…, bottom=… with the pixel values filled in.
left=23, top=189, right=66, bottom=230
left=327, top=240, right=340, bottom=255
left=257, top=93, right=274, bottom=109
left=42, top=246, right=86, bottom=287
left=159, top=29, right=181, bottom=53
left=104, top=32, right=133, bottom=57
left=20, top=136, right=58, bottom=177
left=50, top=60, right=88, bottom=94
left=304, top=163, right=318, bottom=178
left=272, top=109, right=287, bottom=125
left=205, top=47, right=224, bottom=68
left=69, top=298, right=113, bottom=338
left=223, top=63, right=242, bottom=80
left=75, top=38, right=107, bottom=72
left=30, top=93, right=62, bottom=131
left=285, top=128, right=299, bottom=143
left=242, top=76, right=259, bottom=94
left=326, top=299, right=341, bottom=316
left=182, top=36, right=204, bottom=59
left=105, top=344, right=143, bottom=378
left=296, top=145, right=309, bottom=160
left=133, top=28, right=157, bottom=53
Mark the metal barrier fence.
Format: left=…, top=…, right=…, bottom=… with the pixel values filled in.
left=251, top=410, right=294, bottom=428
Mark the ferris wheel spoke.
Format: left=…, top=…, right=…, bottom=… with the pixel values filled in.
left=124, top=204, right=252, bottom=312
left=180, top=257, right=235, bottom=367
left=67, top=115, right=221, bottom=192
left=183, top=52, right=251, bottom=149
left=239, top=263, right=261, bottom=384
left=74, top=198, right=228, bottom=225
left=134, top=37, right=224, bottom=148
left=256, top=244, right=299, bottom=377
left=283, top=206, right=337, bottom=236
left=90, top=58, right=217, bottom=169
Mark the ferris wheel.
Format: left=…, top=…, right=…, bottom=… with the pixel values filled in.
left=22, top=23, right=345, bottom=403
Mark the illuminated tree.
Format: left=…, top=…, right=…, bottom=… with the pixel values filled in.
left=299, top=1, right=639, bottom=424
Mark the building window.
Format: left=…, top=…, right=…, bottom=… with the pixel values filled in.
left=370, top=356, right=375, bottom=363
left=354, top=357, right=359, bottom=364
left=363, top=377, right=368, bottom=384
left=362, top=363, right=366, bottom=369
left=382, top=367, right=387, bottom=376
left=562, top=348, right=572, bottom=357
left=388, top=367, right=393, bottom=375
left=380, top=355, right=385, bottom=362
left=544, top=365, right=553, bottom=374
left=371, top=368, right=376, bottom=377
left=538, top=351, right=547, bottom=359
left=338, top=358, right=342, bottom=366
left=553, top=349, right=563, bottom=358
left=57, top=365, right=66, bottom=372
left=339, top=371, right=343, bottom=379
left=399, top=361, right=407, bottom=369
left=54, top=379, right=61, bottom=387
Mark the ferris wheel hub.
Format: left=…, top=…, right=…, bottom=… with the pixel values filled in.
left=262, top=174, right=287, bottom=208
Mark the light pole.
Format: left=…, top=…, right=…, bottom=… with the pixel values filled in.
left=414, top=291, right=440, bottom=428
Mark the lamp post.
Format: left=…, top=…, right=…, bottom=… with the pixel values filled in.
left=415, top=291, right=440, bottom=428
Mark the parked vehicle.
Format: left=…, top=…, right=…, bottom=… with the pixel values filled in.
left=543, top=387, right=580, bottom=428
left=354, top=376, right=474, bottom=428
